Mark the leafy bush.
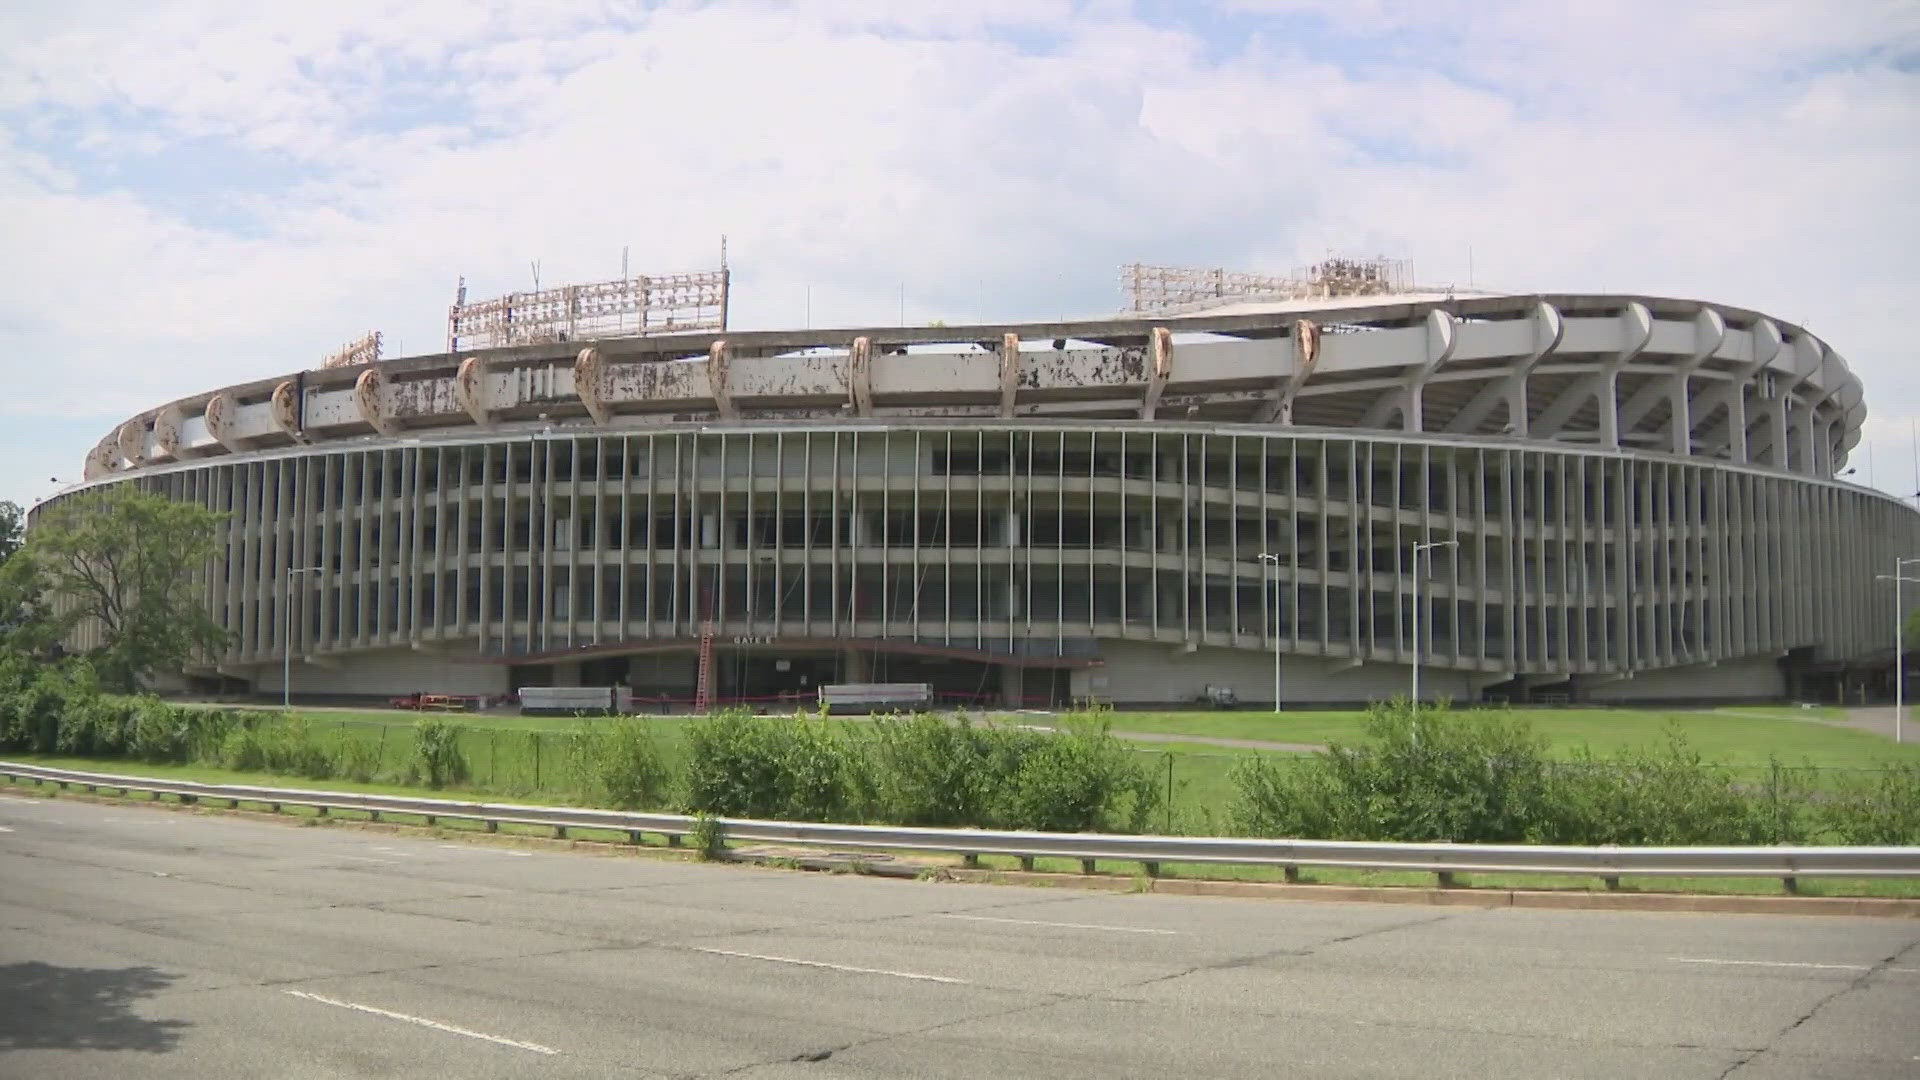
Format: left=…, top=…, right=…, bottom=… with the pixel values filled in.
left=1231, top=704, right=1829, bottom=846
left=563, top=717, right=669, bottom=809
left=851, top=712, right=997, bottom=827
left=411, top=718, right=467, bottom=788
left=682, top=710, right=855, bottom=820
left=328, top=731, right=383, bottom=784
left=1231, top=702, right=1557, bottom=842
left=1820, top=763, right=1920, bottom=844
left=991, top=714, right=1160, bottom=833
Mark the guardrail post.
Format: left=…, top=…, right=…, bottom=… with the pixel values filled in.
left=1436, top=871, right=1458, bottom=888
left=664, top=833, right=681, bottom=847
left=553, top=825, right=567, bottom=840
left=961, top=853, right=981, bottom=869
left=180, top=794, right=197, bottom=806
left=368, top=810, right=381, bottom=823
left=85, top=783, right=96, bottom=793
left=1141, top=861, right=1160, bottom=878
left=314, top=805, right=327, bottom=817
left=1018, top=856, right=1035, bottom=872
left=484, top=819, right=498, bottom=833
left=227, top=798, right=239, bottom=809
left=1782, top=875, right=1799, bottom=894
left=269, top=803, right=281, bottom=814
left=424, top=815, right=437, bottom=828
left=1283, top=865, right=1300, bottom=883
left=1079, top=858, right=1097, bottom=875
left=627, top=830, right=643, bottom=845
left=1602, top=875, right=1621, bottom=891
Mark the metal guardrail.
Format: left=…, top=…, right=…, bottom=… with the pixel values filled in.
left=5, top=761, right=1917, bottom=889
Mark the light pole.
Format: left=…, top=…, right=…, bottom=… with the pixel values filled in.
left=283, top=567, right=322, bottom=710
left=1874, top=556, right=1920, bottom=744
left=1410, top=539, right=1458, bottom=706
left=1258, top=552, right=1283, bottom=713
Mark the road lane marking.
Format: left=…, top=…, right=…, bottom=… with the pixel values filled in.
left=693, top=947, right=969, bottom=984
left=1669, top=957, right=1870, bottom=972
left=436, top=844, right=532, bottom=857
left=0, top=825, right=13, bottom=833
left=282, top=990, right=558, bottom=1055
left=937, top=913, right=1180, bottom=935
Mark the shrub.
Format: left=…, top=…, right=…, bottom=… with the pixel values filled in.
left=991, top=713, right=1159, bottom=834
left=563, top=717, right=669, bottom=809
left=1821, top=763, right=1920, bottom=845
left=1541, top=731, right=1781, bottom=846
left=329, top=732, right=383, bottom=784
left=219, top=724, right=263, bottom=772
left=411, top=718, right=468, bottom=788
left=1231, top=702, right=1557, bottom=843
left=683, top=710, right=856, bottom=820
left=852, top=712, right=995, bottom=827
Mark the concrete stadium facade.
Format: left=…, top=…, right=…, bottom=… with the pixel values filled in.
left=48, top=290, right=1920, bottom=707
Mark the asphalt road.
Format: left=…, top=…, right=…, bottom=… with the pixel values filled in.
left=1, top=793, right=1917, bottom=1079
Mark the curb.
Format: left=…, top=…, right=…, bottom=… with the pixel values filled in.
left=946, top=868, right=1920, bottom=917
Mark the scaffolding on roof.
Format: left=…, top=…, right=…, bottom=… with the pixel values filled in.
left=1122, top=256, right=1414, bottom=314
left=447, top=264, right=729, bottom=353
left=320, top=331, right=383, bottom=368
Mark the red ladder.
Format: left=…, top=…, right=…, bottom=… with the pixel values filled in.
left=694, top=620, right=715, bottom=713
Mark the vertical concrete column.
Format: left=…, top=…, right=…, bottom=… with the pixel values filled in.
left=999, top=664, right=1025, bottom=709
left=842, top=649, right=869, bottom=683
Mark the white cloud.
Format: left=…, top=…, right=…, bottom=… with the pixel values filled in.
left=0, top=0, right=1916, bottom=510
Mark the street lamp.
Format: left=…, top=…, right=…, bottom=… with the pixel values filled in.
left=1874, top=556, right=1920, bottom=744
left=1410, top=539, right=1459, bottom=706
left=283, top=567, right=322, bottom=710
left=1258, top=552, right=1283, bottom=713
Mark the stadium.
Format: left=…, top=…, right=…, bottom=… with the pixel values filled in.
left=41, top=258, right=1920, bottom=708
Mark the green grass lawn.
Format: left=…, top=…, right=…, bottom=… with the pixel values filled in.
left=1082, top=706, right=1920, bottom=769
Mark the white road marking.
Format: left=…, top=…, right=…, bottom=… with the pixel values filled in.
left=436, top=844, right=531, bottom=857
left=938, top=913, right=1180, bottom=935
left=283, top=989, right=558, bottom=1055
left=1669, top=957, right=1870, bottom=972
left=0, top=825, right=13, bottom=833
left=337, top=855, right=402, bottom=865
left=693, top=947, right=969, bottom=984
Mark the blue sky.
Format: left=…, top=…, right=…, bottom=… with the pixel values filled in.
left=1, top=0, right=1916, bottom=508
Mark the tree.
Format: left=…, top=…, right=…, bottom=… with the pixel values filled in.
left=24, top=486, right=228, bottom=692
left=0, top=500, right=48, bottom=655
left=0, top=500, right=22, bottom=565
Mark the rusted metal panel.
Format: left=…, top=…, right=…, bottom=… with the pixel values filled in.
left=575, top=346, right=611, bottom=423
left=116, top=420, right=147, bottom=466
left=999, top=333, right=1020, bottom=416
left=269, top=381, right=305, bottom=441
left=204, top=392, right=242, bottom=451
left=848, top=336, right=873, bottom=416
left=353, top=369, right=398, bottom=435
left=1138, top=326, right=1173, bottom=419
left=709, top=341, right=736, bottom=418
left=454, top=356, right=491, bottom=424
left=152, top=406, right=186, bottom=460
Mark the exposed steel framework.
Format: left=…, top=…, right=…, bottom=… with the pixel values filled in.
left=319, top=331, right=382, bottom=369
left=1124, top=257, right=1414, bottom=315
left=447, top=267, right=729, bottom=353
